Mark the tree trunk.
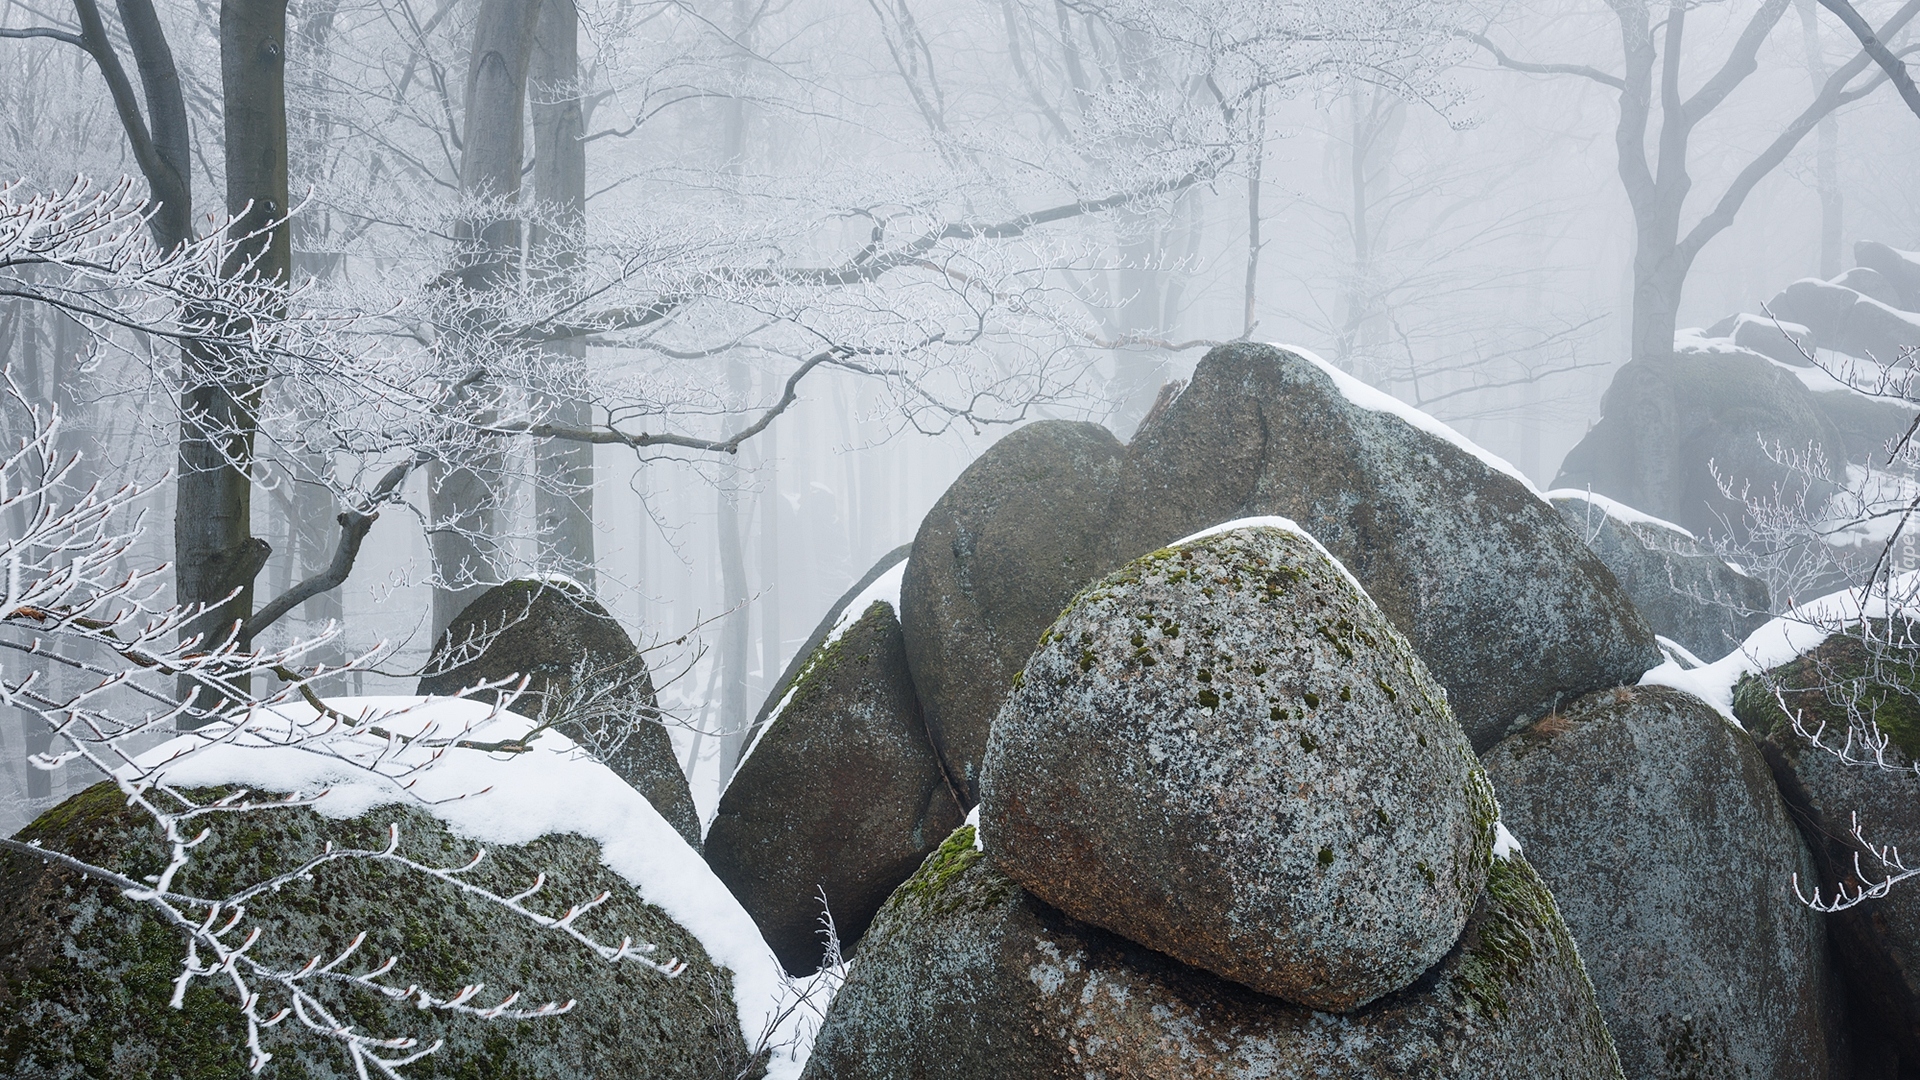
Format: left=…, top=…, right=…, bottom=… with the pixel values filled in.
left=530, top=0, right=594, bottom=587
left=1797, top=0, right=1844, bottom=277
left=430, top=0, right=541, bottom=637
left=175, top=0, right=290, bottom=685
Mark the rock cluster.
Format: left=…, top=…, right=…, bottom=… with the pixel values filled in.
left=804, top=522, right=1623, bottom=1076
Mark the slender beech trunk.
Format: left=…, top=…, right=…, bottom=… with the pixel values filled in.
left=430, top=0, right=541, bottom=636
left=174, top=0, right=290, bottom=690
left=1797, top=0, right=1843, bottom=277
left=530, top=0, right=594, bottom=587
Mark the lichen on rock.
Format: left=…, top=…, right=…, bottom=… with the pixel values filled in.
left=980, top=521, right=1492, bottom=1011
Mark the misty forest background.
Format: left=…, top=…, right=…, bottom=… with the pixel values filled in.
left=4, top=0, right=1917, bottom=834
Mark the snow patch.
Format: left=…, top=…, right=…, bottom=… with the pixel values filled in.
left=1640, top=572, right=1920, bottom=718
left=127, top=695, right=790, bottom=1049
left=1491, top=821, right=1522, bottom=861
left=737, top=561, right=908, bottom=769
left=1545, top=488, right=1696, bottom=541
left=1279, top=343, right=1546, bottom=501
left=1172, top=516, right=1369, bottom=601
left=965, top=804, right=983, bottom=851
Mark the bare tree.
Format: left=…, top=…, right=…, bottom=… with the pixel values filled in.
left=1467, top=0, right=1920, bottom=364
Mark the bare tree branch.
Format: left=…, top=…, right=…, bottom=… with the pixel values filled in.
left=1817, top=0, right=1920, bottom=121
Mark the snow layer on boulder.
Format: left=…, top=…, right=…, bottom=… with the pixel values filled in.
left=1545, top=488, right=1697, bottom=540
left=1172, top=514, right=1368, bottom=597
left=1642, top=571, right=1920, bottom=717
left=127, top=695, right=792, bottom=1051
left=1282, top=343, right=1547, bottom=500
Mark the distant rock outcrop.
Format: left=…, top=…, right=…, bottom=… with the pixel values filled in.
left=1484, top=686, right=1843, bottom=1080
left=899, top=420, right=1124, bottom=801
left=981, top=522, right=1492, bottom=1010
left=1103, top=343, right=1660, bottom=750
left=0, top=783, right=751, bottom=1080
left=1735, top=633, right=1920, bottom=1070
left=705, top=596, right=963, bottom=977
left=1551, top=350, right=1902, bottom=541
left=1549, top=490, right=1770, bottom=660
left=417, top=578, right=699, bottom=849
left=801, top=826, right=1623, bottom=1080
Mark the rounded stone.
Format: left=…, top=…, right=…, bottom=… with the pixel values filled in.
left=417, top=578, right=699, bottom=849
left=801, top=826, right=1623, bottom=1080
left=0, top=783, right=751, bottom=1079
left=1485, top=685, right=1844, bottom=1079
left=979, top=521, right=1495, bottom=1011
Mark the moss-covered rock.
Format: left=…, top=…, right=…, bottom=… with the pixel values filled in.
left=980, top=523, right=1492, bottom=1011
left=0, top=782, right=751, bottom=1079
left=1549, top=491, right=1770, bottom=661
left=705, top=599, right=963, bottom=977
left=899, top=420, right=1125, bottom=802
left=1485, top=686, right=1844, bottom=1079
left=1733, top=631, right=1920, bottom=1069
left=417, top=578, right=699, bottom=848
left=801, top=826, right=1622, bottom=1080
left=1105, top=343, right=1660, bottom=751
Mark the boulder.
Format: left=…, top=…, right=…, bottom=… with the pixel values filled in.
left=704, top=595, right=964, bottom=977
left=1733, top=313, right=1817, bottom=366
left=1549, top=490, right=1770, bottom=660
left=1553, top=349, right=1911, bottom=546
left=1735, top=632, right=1920, bottom=1071
left=1837, top=267, right=1904, bottom=310
left=981, top=521, right=1494, bottom=1010
left=802, top=825, right=1623, bottom=1080
left=1555, top=350, right=1847, bottom=539
left=737, top=543, right=910, bottom=759
left=0, top=782, right=752, bottom=1080
left=899, top=420, right=1124, bottom=801
left=1106, top=343, right=1659, bottom=750
left=1856, top=241, right=1920, bottom=312
left=1767, top=278, right=1920, bottom=363
left=417, top=578, right=699, bottom=848
left=1483, top=685, right=1843, bottom=1080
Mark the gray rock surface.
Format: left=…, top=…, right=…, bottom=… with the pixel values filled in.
left=1768, top=277, right=1920, bottom=363
left=1106, top=342, right=1660, bottom=750
left=802, top=825, right=1623, bottom=1080
left=417, top=578, right=700, bottom=849
left=1735, top=634, right=1920, bottom=1072
left=738, top=544, right=911, bottom=761
left=1553, top=349, right=1909, bottom=541
left=1856, top=241, right=1920, bottom=311
left=981, top=523, right=1494, bottom=1010
left=704, top=599, right=964, bottom=977
left=900, top=420, right=1124, bottom=801
left=0, top=782, right=750, bottom=1080
left=1550, top=491, right=1770, bottom=660
left=1484, top=685, right=1843, bottom=1080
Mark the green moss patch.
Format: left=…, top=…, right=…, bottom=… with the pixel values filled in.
left=1732, top=628, right=1920, bottom=762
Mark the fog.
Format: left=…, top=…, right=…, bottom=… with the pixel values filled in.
left=5, top=0, right=1920, bottom=831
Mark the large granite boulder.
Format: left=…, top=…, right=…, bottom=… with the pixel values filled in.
left=1484, top=685, right=1843, bottom=1080
left=981, top=521, right=1493, bottom=1009
left=802, top=825, right=1623, bottom=1080
left=0, top=782, right=751, bottom=1080
left=705, top=595, right=964, bottom=977
left=1549, top=490, right=1770, bottom=660
left=1735, top=632, right=1920, bottom=1072
left=1767, top=278, right=1920, bottom=363
left=1105, top=343, right=1659, bottom=750
left=900, top=420, right=1124, bottom=801
left=1556, top=349, right=1913, bottom=545
left=1856, top=241, right=1920, bottom=311
left=417, top=578, right=699, bottom=848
